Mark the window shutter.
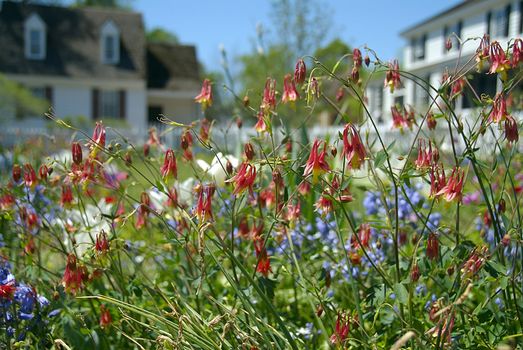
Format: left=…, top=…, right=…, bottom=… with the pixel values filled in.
left=486, top=11, right=492, bottom=35
left=45, top=86, right=53, bottom=106
left=92, top=88, right=99, bottom=120
left=505, top=5, right=511, bottom=37
left=119, top=90, right=126, bottom=119
left=520, top=1, right=523, bottom=33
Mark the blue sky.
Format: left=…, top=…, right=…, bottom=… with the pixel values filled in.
left=133, top=0, right=462, bottom=72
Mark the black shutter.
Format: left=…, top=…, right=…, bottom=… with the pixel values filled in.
left=457, top=21, right=463, bottom=48
left=486, top=11, right=492, bottom=35
left=505, top=5, right=511, bottom=37
left=520, top=1, right=523, bottom=33
left=92, top=88, right=99, bottom=120
left=44, top=86, right=53, bottom=106
left=119, top=90, right=126, bottom=119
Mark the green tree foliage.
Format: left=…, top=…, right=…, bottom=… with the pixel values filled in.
left=0, top=74, right=48, bottom=119
left=146, top=27, right=180, bottom=44
left=74, top=0, right=133, bottom=9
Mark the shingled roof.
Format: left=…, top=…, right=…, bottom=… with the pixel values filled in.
left=147, top=42, right=200, bottom=90
left=0, top=1, right=146, bottom=79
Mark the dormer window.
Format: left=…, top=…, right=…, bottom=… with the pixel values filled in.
left=24, top=14, right=46, bottom=60
left=101, top=21, right=120, bottom=64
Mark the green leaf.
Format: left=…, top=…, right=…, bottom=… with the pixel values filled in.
left=394, top=283, right=408, bottom=305
left=374, top=150, right=387, bottom=169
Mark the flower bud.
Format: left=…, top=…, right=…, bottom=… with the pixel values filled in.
left=364, top=55, right=370, bottom=67
left=411, top=263, right=420, bottom=282
left=330, top=146, right=337, bottom=158
left=427, top=112, right=437, bottom=130
left=12, top=164, right=22, bottom=183
left=294, top=58, right=306, bottom=85
left=72, top=142, right=83, bottom=165
left=498, top=198, right=506, bottom=214
left=502, top=234, right=510, bottom=246
left=143, top=143, right=150, bottom=157
left=445, top=37, right=453, bottom=51
left=426, top=233, right=439, bottom=260
left=244, top=142, right=255, bottom=161
left=226, top=160, right=234, bottom=176
left=242, top=95, right=250, bottom=108
left=336, top=87, right=344, bottom=102
left=236, top=117, right=243, bottom=129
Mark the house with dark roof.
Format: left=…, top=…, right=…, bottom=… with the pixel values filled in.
left=0, top=0, right=200, bottom=133
left=366, top=0, right=523, bottom=127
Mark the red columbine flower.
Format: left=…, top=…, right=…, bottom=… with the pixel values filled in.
left=391, top=106, right=410, bottom=130
left=136, top=192, right=151, bottom=229
left=294, top=58, right=306, bottom=85
left=384, top=60, right=401, bottom=93
left=430, top=163, right=447, bottom=199
left=147, top=127, right=161, bottom=147
left=95, top=230, right=109, bottom=254
left=461, top=247, right=488, bottom=279
left=281, top=73, right=299, bottom=103
left=61, top=185, right=74, bottom=207
left=200, top=118, right=211, bottom=143
left=244, top=142, right=255, bottom=161
left=490, top=93, right=509, bottom=123
left=315, top=193, right=333, bottom=215
left=342, top=123, right=366, bottom=170
left=353, top=48, right=362, bottom=68
left=476, top=34, right=490, bottom=71
left=161, top=149, right=178, bottom=180
left=99, top=304, right=113, bottom=329
left=195, top=183, right=215, bottom=222
left=261, top=78, right=277, bottom=111
left=415, top=139, right=434, bottom=171
left=512, top=38, right=523, bottom=67
left=254, top=110, right=269, bottom=134
left=63, top=254, right=88, bottom=295
left=253, top=239, right=272, bottom=277
left=303, top=139, right=330, bottom=183
left=38, top=164, right=49, bottom=181
left=505, top=115, right=519, bottom=143
left=352, top=223, right=372, bottom=249
left=0, top=284, right=16, bottom=300
left=12, top=164, right=22, bottom=183
left=489, top=41, right=511, bottom=79
left=227, top=162, right=256, bottom=196
left=194, top=79, right=213, bottom=110
left=450, top=77, right=465, bottom=100
left=72, top=142, right=83, bottom=165
left=330, top=312, right=350, bottom=345
left=426, top=233, right=439, bottom=260
left=23, top=164, right=37, bottom=188
left=437, top=167, right=465, bottom=202
left=90, top=122, right=106, bottom=159
left=181, top=129, right=193, bottom=150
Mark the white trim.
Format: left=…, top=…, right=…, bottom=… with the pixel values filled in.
left=100, top=20, right=120, bottom=65
left=147, top=89, right=199, bottom=99
left=4, top=74, right=145, bottom=89
left=24, top=13, right=46, bottom=60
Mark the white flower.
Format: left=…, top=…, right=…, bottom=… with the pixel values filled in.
left=196, top=152, right=239, bottom=185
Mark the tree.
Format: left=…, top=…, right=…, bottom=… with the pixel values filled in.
left=74, top=0, right=133, bottom=9
left=0, top=74, right=49, bottom=119
left=146, top=28, right=179, bottom=45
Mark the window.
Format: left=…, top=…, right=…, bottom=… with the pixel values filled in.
left=24, top=14, right=46, bottom=60
left=413, top=74, right=431, bottom=109
left=462, top=72, right=498, bottom=109
left=488, top=6, right=511, bottom=37
left=101, top=21, right=120, bottom=64
left=443, top=21, right=462, bottom=53
left=99, top=90, right=120, bottom=118
left=520, top=1, right=523, bottom=33
left=394, top=95, right=404, bottom=107
left=412, top=35, right=426, bottom=61
left=148, top=106, right=163, bottom=123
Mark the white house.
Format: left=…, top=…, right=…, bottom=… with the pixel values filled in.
left=0, top=1, right=200, bottom=137
left=366, top=0, right=523, bottom=127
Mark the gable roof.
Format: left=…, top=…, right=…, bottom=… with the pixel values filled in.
left=400, top=0, right=481, bottom=37
left=0, top=1, right=145, bottom=80
left=147, top=42, right=200, bottom=90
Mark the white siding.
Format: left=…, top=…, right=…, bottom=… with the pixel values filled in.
left=126, top=88, right=147, bottom=131
left=54, top=86, right=91, bottom=119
